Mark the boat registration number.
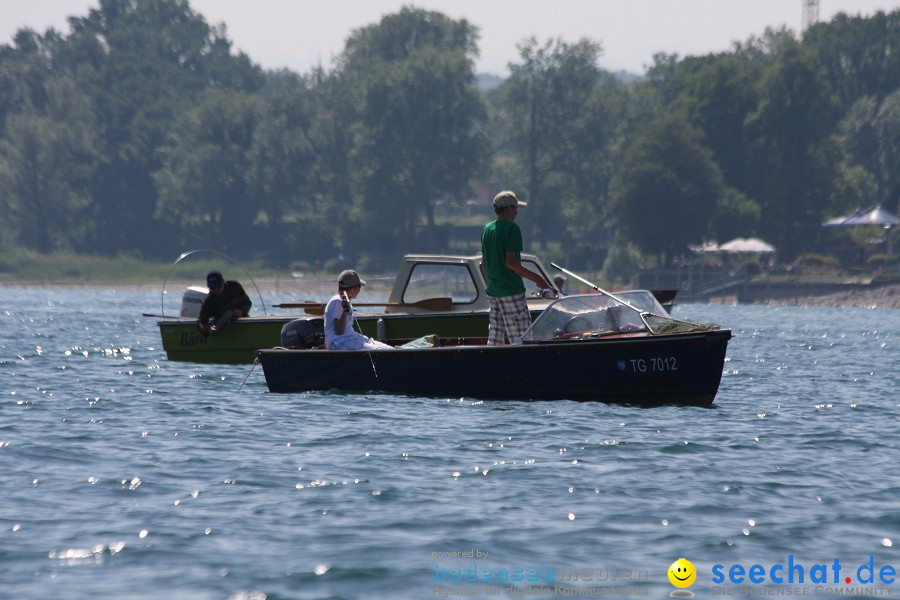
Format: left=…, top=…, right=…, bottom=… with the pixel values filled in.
left=629, top=357, right=677, bottom=373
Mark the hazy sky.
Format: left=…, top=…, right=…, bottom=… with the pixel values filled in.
left=2, top=0, right=897, bottom=75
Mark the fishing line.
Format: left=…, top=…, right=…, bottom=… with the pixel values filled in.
left=238, top=358, right=258, bottom=392
left=346, top=292, right=380, bottom=389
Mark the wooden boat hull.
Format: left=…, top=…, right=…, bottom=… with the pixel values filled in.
left=257, top=329, right=731, bottom=406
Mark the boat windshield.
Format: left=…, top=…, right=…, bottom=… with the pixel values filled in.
left=521, top=291, right=670, bottom=343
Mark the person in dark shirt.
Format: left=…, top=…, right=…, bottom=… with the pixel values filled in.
left=196, top=271, right=252, bottom=336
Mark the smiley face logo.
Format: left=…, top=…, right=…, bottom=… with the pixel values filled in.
left=668, top=558, right=697, bottom=588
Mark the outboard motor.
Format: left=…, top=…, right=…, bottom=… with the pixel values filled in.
left=180, top=286, right=208, bottom=318
left=280, top=318, right=325, bottom=349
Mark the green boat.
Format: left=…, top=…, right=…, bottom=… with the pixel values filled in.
left=154, top=253, right=674, bottom=364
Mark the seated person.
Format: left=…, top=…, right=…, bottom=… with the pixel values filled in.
left=553, top=275, right=567, bottom=294
left=324, top=270, right=392, bottom=350
left=196, top=271, right=252, bottom=336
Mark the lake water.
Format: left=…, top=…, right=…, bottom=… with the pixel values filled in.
left=1, top=287, right=898, bottom=599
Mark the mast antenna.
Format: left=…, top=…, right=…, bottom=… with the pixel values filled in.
left=802, top=0, right=820, bottom=31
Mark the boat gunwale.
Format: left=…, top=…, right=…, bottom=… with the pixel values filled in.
left=257, top=328, right=733, bottom=357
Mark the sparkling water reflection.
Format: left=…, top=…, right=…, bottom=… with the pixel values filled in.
left=0, top=288, right=898, bottom=599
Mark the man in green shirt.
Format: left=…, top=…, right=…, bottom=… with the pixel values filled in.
left=480, top=190, right=551, bottom=345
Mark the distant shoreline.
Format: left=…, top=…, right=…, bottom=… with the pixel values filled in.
left=0, top=275, right=395, bottom=299
left=4, top=279, right=900, bottom=309
left=765, top=283, right=900, bottom=309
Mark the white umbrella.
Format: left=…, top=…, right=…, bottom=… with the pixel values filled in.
left=822, top=206, right=900, bottom=227
left=717, top=237, right=776, bottom=253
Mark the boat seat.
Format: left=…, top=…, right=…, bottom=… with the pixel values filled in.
left=608, top=305, right=643, bottom=333
left=562, top=310, right=612, bottom=335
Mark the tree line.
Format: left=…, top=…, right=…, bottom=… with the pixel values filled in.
left=0, top=0, right=897, bottom=273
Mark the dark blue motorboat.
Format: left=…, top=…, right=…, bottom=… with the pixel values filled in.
left=256, top=292, right=731, bottom=406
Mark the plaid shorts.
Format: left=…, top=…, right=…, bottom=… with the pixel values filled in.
left=488, top=293, right=531, bottom=345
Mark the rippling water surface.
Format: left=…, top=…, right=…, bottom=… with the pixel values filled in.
left=1, top=287, right=898, bottom=599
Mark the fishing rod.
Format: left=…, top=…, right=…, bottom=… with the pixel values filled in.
left=274, top=297, right=452, bottom=312
left=550, top=263, right=706, bottom=335
left=159, top=249, right=268, bottom=319
left=549, top=262, right=648, bottom=315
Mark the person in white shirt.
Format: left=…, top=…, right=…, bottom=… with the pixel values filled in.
left=324, top=269, right=393, bottom=350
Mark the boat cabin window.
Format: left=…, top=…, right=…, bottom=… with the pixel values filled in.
left=402, top=263, right=478, bottom=305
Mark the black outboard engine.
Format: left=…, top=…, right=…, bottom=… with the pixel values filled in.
left=280, top=318, right=325, bottom=348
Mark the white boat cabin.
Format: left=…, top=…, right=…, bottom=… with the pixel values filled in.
left=384, top=253, right=558, bottom=314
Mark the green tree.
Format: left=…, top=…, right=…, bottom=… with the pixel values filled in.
left=643, top=24, right=790, bottom=118
left=338, top=7, right=488, bottom=264
left=493, top=37, right=616, bottom=252
left=805, top=10, right=900, bottom=111
left=712, top=188, right=761, bottom=242
left=60, top=0, right=264, bottom=257
left=744, top=40, right=841, bottom=259
left=609, top=115, right=725, bottom=262
left=871, top=92, right=900, bottom=211
left=154, top=90, right=262, bottom=255
left=304, top=70, right=360, bottom=262
left=557, top=74, right=630, bottom=258
left=0, top=29, right=61, bottom=132
left=670, top=55, right=763, bottom=193
left=827, top=162, right=878, bottom=216
left=602, top=242, right=642, bottom=288
left=837, top=93, right=900, bottom=208
left=246, top=70, right=346, bottom=266
left=0, top=76, right=97, bottom=252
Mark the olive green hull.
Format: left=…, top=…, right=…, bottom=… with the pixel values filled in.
left=157, top=311, right=501, bottom=364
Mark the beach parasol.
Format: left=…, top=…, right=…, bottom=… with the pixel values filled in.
left=822, top=206, right=899, bottom=228
left=717, top=237, right=776, bottom=253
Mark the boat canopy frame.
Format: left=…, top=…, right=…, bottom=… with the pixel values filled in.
left=522, top=292, right=716, bottom=343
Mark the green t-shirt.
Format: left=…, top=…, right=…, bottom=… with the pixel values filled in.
left=481, top=219, right=526, bottom=297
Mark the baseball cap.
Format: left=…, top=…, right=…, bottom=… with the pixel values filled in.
left=493, top=190, right=527, bottom=209
left=338, top=269, right=366, bottom=288
left=206, top=271, right=224, bottom=289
